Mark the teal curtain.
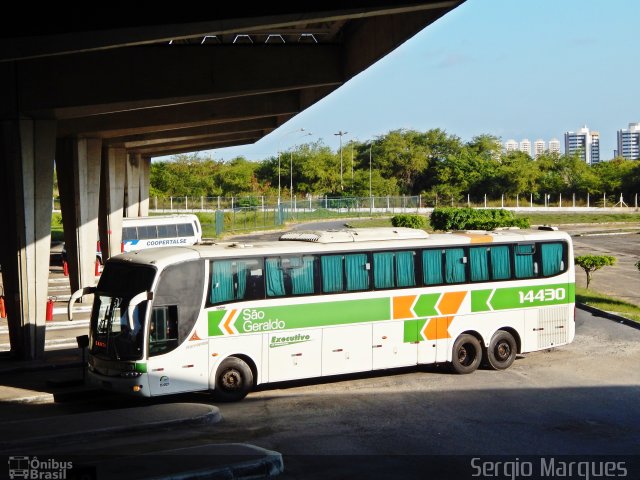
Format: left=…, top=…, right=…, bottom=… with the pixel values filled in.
left=514, top=244, right=535, bottom=279
left=236, top=261, right=248, bottom=299
left=422, top=250, right=443, bottom=285
left=490, top=246, right=511, bottom=280
left=211, top=261, right=234, bottom=304
left=322, top=255, right=344, bottom=293
left=290, top=256, right=315, bottom=295
left=266, top=258, right=285, bottom=296
left=345, top=254, right=369, bottom=291
left=470, top=247, right=489, bottom=282
left=396, top=251, right=416, bottom=287
left=374, top=252, right=395, bottom=289
left=445, top=248, right=466, bottom=283
left=541, top=243, right=563, bottom=276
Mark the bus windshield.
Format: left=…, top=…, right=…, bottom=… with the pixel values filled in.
left=89, top=262, right=157, bottom=361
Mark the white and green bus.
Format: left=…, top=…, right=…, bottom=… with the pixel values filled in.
left=74, top=227, right=575, bottom=401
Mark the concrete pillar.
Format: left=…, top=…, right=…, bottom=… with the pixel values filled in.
left=98, top=146, right=126, bottom=260
left=125, top=153, right=141, bottom=217
left=0, top=119, right=56, bottom=359
left=56, top=137, right=102, bottom=297
left=139, top=155, right=150, bottom=216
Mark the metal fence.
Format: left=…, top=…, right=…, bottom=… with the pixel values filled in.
left=51, top=193, right=640, bottom=236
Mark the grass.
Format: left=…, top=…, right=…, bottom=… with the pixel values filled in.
left=576, top=287, right=640, bottom=323
left=515, top=212, right=640, bottom=225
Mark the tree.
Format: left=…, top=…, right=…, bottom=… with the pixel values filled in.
left=574, top=255, right=617, bottom=289
left=635, top=259, right=640, bottom=274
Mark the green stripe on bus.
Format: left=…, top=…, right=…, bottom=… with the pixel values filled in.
left=208, top=310, right=227, bottom=336
left=236, top=298, right=390, bottom=334
left=471, top=283, right=575, bottom=312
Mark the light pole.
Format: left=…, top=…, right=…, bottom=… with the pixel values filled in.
left=290, top=132, right=312, bottom=203
left=369, top=143, right=373, bottom=198
left=334, top=130, right=348, bottom=191
left=278, top=128, right=306, bottom=203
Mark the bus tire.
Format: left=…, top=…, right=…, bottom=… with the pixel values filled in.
left=451, top=334, right=482, bottom=374
left=486, top=330, right=517, bottom=370
left=212, top=356, right=253, bottom=402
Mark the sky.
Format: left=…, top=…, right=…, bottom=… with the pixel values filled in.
left=195, top=0, right=640, bottom=162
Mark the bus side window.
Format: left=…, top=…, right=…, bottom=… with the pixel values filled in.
left=514, top=244, right=537, bottom=279
left=540, top=242, right=565, bottom=276
left=422, top=249, right=444, bottom=285
left=178, top=223, right=194, bottom=236
left=157, top=224, right=178, bottom=239
left=444, top=248, right=467, bottom=284
left=149, top=306, right=179, bottom=356
left=266, top=256, right=317, bottom=297
left=372, top=251, right=416, bottom=290
left=210, top=258, right=264, bottom=305
left=122, top=226, right=137, bottom=241
left=469, top=247, right=489, bottom=282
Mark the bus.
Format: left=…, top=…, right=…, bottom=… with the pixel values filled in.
left=74, top=227, right=575, bottom=402
left=121, top=214, right=202, bottom=253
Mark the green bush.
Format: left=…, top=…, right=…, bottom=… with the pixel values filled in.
left=391, top=214, right=427, bottom=229
left=429, top=208, right=530, bottom=231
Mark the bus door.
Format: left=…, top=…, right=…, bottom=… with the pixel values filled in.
left=146, top=261, right=209, bottom=395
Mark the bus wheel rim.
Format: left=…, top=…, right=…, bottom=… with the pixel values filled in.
left=496, top=341, right=511, bottom=361
left=221, top=369, right=242, bottom=391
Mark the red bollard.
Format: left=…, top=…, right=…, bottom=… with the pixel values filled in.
left=0, top=287, right=6, bottom=319
left=121, top=241, right=125, bottom=253
left=95, top=259, right=101, bottom=276
left=63, top=260, right=69, bottom=276
left=46, top=297, right=55, bottom=321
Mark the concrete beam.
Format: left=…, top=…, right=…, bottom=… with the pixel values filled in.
left=18, top=45, right=344, bottom=118
left=128, top=131, right=264, bottom=156
left=56, top=137, right=102, bottom=297
left=1, top=3, right=463, bottom=61
left=107, top=117, right=283, bottom=147
left=0, top=118, right=56, bottom=359
left=342, top=7, right=452, bottom=79
left=58, top=91, right=302, bottom=137
left=98, top=146, right=126, bottom=260
left=147, top=139, right=255, bottom=159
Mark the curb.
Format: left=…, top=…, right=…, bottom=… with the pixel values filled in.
left=0, top=403, right=222, bottom=451
left=576, top=303, right=640, bottom=331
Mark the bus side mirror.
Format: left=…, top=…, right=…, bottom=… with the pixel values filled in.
left=127, top=291, right=154, bottom=330
left=68, top=287, right=96, bottom=321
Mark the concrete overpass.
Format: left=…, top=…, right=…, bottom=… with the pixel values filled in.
left=0, top=2, right=465, bottom=359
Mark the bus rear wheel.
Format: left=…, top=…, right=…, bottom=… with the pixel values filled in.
left=451, top=334, right=482, bottom=374
left=486, top=330, right=517, bottom=370
left=212, top=356, right=253, bottom=402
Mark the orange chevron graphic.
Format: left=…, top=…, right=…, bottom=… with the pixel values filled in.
left=223, top=309, right=237, bottom=335
left=423, top=316, right=454, bottom=340
left=438, top=291, right=467, bottom=315
left=393, top=295, right=416, bottom=319
left=189, top=331, right=203, bottom=341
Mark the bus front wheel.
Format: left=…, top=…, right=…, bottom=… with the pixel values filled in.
left=451, top=334, right=482, bottom=374
left=486, top=330, right=517, bottom=370
left=212, top=356, right=253, bottom=402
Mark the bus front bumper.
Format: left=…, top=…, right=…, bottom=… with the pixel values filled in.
left=87, top=370, right=150, bottom=397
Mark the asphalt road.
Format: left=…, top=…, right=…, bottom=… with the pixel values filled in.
left=5, top=308, right=639, bottom=479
